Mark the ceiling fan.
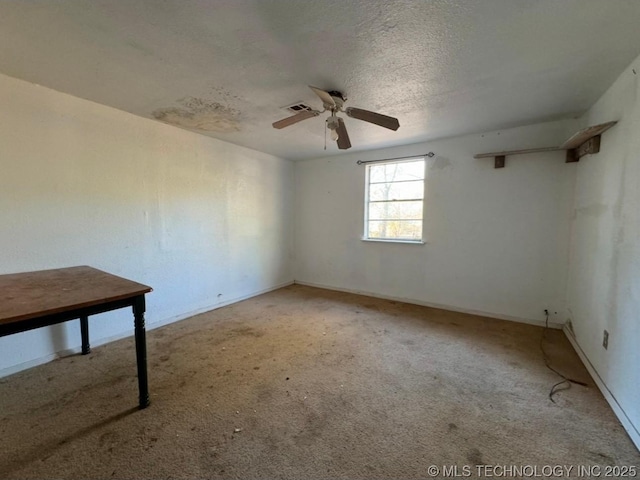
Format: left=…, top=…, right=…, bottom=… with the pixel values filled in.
left=272, top=86, right=400, bottom=150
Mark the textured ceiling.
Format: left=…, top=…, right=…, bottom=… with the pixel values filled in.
left=1, top=0, right=639, bottom=160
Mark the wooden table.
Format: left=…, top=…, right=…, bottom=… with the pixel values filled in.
left=0, top=266, right=152, bottom=409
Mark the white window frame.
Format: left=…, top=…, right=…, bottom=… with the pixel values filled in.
left=363, top=156, right=426, bottom=244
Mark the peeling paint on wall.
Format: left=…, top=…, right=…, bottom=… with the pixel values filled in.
left=153, top=97, right=241, bottom=133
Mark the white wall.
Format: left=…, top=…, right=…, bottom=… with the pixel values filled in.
left=295, top=119, right=577, bottom=326
left=0, top=73, right=294, bottom=374
left=565, top=54, right=640, bottom=447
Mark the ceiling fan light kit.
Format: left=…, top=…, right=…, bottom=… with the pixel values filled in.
left=326, top=115, right=340, bottom=140
left=272, top=86, right=400, bottom=150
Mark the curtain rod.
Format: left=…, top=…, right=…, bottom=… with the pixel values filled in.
left=356, top=152, right=435, bottom=165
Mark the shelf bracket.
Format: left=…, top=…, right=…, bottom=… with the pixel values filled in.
left=494, top=155, right=506, bottom=168
left=565, top=135, right=601, bottom=163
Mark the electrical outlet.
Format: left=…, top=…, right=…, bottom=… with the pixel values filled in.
left=603, top=330, right=609, bottom=350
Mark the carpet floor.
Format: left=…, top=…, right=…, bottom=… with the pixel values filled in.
left=1, top=285, right=638, bottom=479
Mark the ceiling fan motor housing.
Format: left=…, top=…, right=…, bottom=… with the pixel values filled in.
left=327, top=91, right=346, bottom=110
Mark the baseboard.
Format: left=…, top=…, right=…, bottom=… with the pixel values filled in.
left=563, top=326, right=640, bottom=451
left=146, top=279, right=295, bottom=331
left=2, top=330, right=152, bottom=379
left=0, top=280, right=294, bottom=379
left=293, top=280, right=563, bottom=329
left=0, top=352, right=67, bottom=379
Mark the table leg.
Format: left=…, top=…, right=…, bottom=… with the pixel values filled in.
left=133, top=295, right=150, bottom=409
left=80, top=316, right=91, bottom=354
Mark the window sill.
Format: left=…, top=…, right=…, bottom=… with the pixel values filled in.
left=361, top=238, right=426, bottom=245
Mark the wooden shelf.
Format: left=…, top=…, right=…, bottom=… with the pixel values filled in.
left=474, top=121, right=617, bottom=168
left=473, top=146, right=560, bottom=159
left=560, top=121, right=616, bottom=149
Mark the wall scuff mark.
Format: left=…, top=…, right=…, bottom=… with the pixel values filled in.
left=431, top=155, right=453, bottom=170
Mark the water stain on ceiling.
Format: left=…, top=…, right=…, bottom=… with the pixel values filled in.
left=153, top=97, right=241, bottom=133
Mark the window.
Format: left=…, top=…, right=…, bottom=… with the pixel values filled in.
left=364, top=157, right=426, bottom=243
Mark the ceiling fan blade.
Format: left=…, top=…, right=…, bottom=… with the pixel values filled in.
left=336, top=118, right=351, bottom=150
left=309, top=86, right=336, bottom=108
left=272, top=109, right=318, bottom=129
left=346, top=107, right=400, bottom=131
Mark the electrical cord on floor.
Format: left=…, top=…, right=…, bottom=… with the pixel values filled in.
left=540, top=310, right=588, bottom=403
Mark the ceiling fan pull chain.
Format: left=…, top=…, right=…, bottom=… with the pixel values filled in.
left=324, top=119, right=327, bottom=150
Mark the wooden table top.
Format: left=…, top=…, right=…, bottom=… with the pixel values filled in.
left=0, top=266, right=152, bottom=325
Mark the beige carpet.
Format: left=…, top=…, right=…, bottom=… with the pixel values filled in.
left=1, top=285, right=638, bottom=479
